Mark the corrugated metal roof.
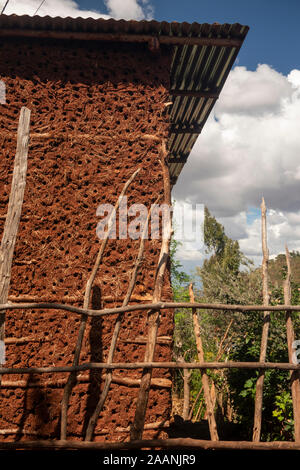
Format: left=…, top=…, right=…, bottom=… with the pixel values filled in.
left=0, top=15, right=249, bottom=185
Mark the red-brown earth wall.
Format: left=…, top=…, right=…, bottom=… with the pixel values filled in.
left=0, top=37, right=174, bottom=442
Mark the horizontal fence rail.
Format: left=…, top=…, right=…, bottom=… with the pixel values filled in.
left=2, top=300, right=300, bottom=316
left=1, top=361, right=300, bottom=376
left=0, top=438, right=300, bottom=451
left=1, top=285, right=300, bottom=451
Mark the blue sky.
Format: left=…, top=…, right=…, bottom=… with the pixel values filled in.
left=71, top=0, right=300, bottom=75
left=1, top=0, right=300, bottom=273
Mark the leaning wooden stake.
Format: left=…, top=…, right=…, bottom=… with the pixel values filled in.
left=284, top=244, right=300, bottom=442
left=189, top=318, right=233, bottom=421
left=60, top=168, right=140, bottom=440
left=253, top=197, right=270, bottom=442
left=130, top=141, right=171, bottom=441
left=84, top=199, right=158, bottom=441
left=189, top=283, right=219, bottom=439
left=0, top=107, right=31, bottom=385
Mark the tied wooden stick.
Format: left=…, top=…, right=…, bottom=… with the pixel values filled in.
left=0, top=438, right=299, bottom=451
left=0, top=131, right=163, bottom=144
left=189, top=283, right=219, bottom=440
left=2, top=374, right=171, bottom=389
left=188, top=299, right=233, bottom=422
left=253, top=197, right=270, bottom=442
left=0, top=360, right=300, bottom=376
left=84, top=198, right=159, bottom=441
left=60, top=168, right=140, bottom=440
left=284, top=245, right=300, bottom=442
left=0, top=107, right=31, bottom=385
left=2, top=300, right=300, bottom=317
left=130, top=140, right=172, bottom=441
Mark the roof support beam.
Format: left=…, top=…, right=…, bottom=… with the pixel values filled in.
left=170, top=124, right=203, bottom=134
left=168, top=155, right=188, bottom=164
left=0, top=29, right=244, bottom=48
left=169, top=89, right=219, bottom=99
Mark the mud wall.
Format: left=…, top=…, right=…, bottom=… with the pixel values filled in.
left=0, top=37, right=173, bottom=442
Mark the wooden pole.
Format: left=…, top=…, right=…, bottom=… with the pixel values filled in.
left=0, top=360, right=299, bottom=376
left=176, top=349, right=192, bottom=421
left=0, top=437, right=299, bottom=451
left=60, top=168, right=140, bottom=440
left=189, top=318, right=233, bottom=421
left=2, top=374, right=171, bottom=389
left=189, top=384, right=203, bottom=421
left=253, top=197, right=270, bottom=442
left=130, top=141, right=172, bottom=440
left=182, top=365, right=191, bottom=420
left=0, top=106, right=30, bottom=384
left=84, top=200, right=157, bottom=441
left=2, top=300, right=300, bottom=318
left=0, top=28, right=245, bottom=48
left=284, top=244, right=300, bottom=442
left=0, top=131, right=163, bottom=143
left=189, top=283, right=219, bottom=439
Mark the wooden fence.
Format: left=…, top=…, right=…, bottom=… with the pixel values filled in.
left=0, top=107, right=300, bottom=450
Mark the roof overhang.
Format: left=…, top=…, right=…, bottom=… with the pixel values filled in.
left=0, top=15, right=249, bottom=186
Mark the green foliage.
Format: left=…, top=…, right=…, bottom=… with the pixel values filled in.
left=203, top=207, right=246, bottom=276
left=170, top=238, right=191, bottom=302
left=204, top=206, right=226, bottom=257
left=199, top=208, right=299, bottom=438
left=224, top=284, right=300, bottom=440
left=239, top=377, right=257, bottom=399
left=170, top=237, right=197, bottom=395
left=170, top=208, right=300, bottom=438
left=272, top=392, right=294, bottom=440
left=226, top=311, right=294, bottom=440
left=268, top=250, right=300, bottom=286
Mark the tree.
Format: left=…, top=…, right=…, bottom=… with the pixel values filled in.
left=196, top=208, right=264, bottom=430
left=202, top=206, right=246, bottom=276
left=198, top=209, right=300, bottom=439
left=170, top=238, right=204, bottom=419
left=203, top=206, right=227, bottom=257
left=171, top=209, right=300, bottom=438
left=170, top=238, right=191, bottom=302
left=197, top=207, right=258, bottom=349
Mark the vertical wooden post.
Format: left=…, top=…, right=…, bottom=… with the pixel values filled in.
left=188, top=318, right=232, bottom=421
left=182, top=365, right=191, bottom=421
left=84, top=199, right=157, bottom=441
left=284, top=244, right=300, bottom=442
left=189, top=283, right=219, bottom=440
left=0, top=107, right=31, bottom=384
left=60, top=168, right=140, bottom=440
left=253, top=197, right=270, bottom=441
left=130, top=141, right=171, bottom=441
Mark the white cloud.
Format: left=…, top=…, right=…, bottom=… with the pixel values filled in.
left=104, top=0, right=154, bottom=20
left=238, top=209, right=300, bottom=266
left=216, top=64, right=293, bottom=116
left=0, top=0, right=153, bottom=20
left=173, top=64, right=300, bottom=266
left=172, top=200, right=205, bottom=261
left=0, top=0, right=107, bottom=18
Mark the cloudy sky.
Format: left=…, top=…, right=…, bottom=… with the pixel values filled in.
left=1, top=0, right=300, bottom=272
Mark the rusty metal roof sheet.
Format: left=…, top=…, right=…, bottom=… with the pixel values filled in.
left=0, top=15, right=249, bottom=185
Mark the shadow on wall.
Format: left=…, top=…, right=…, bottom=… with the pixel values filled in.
left=15, top=285, right=103, bottom=440
left=16, top=374, right=53, bottom=440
